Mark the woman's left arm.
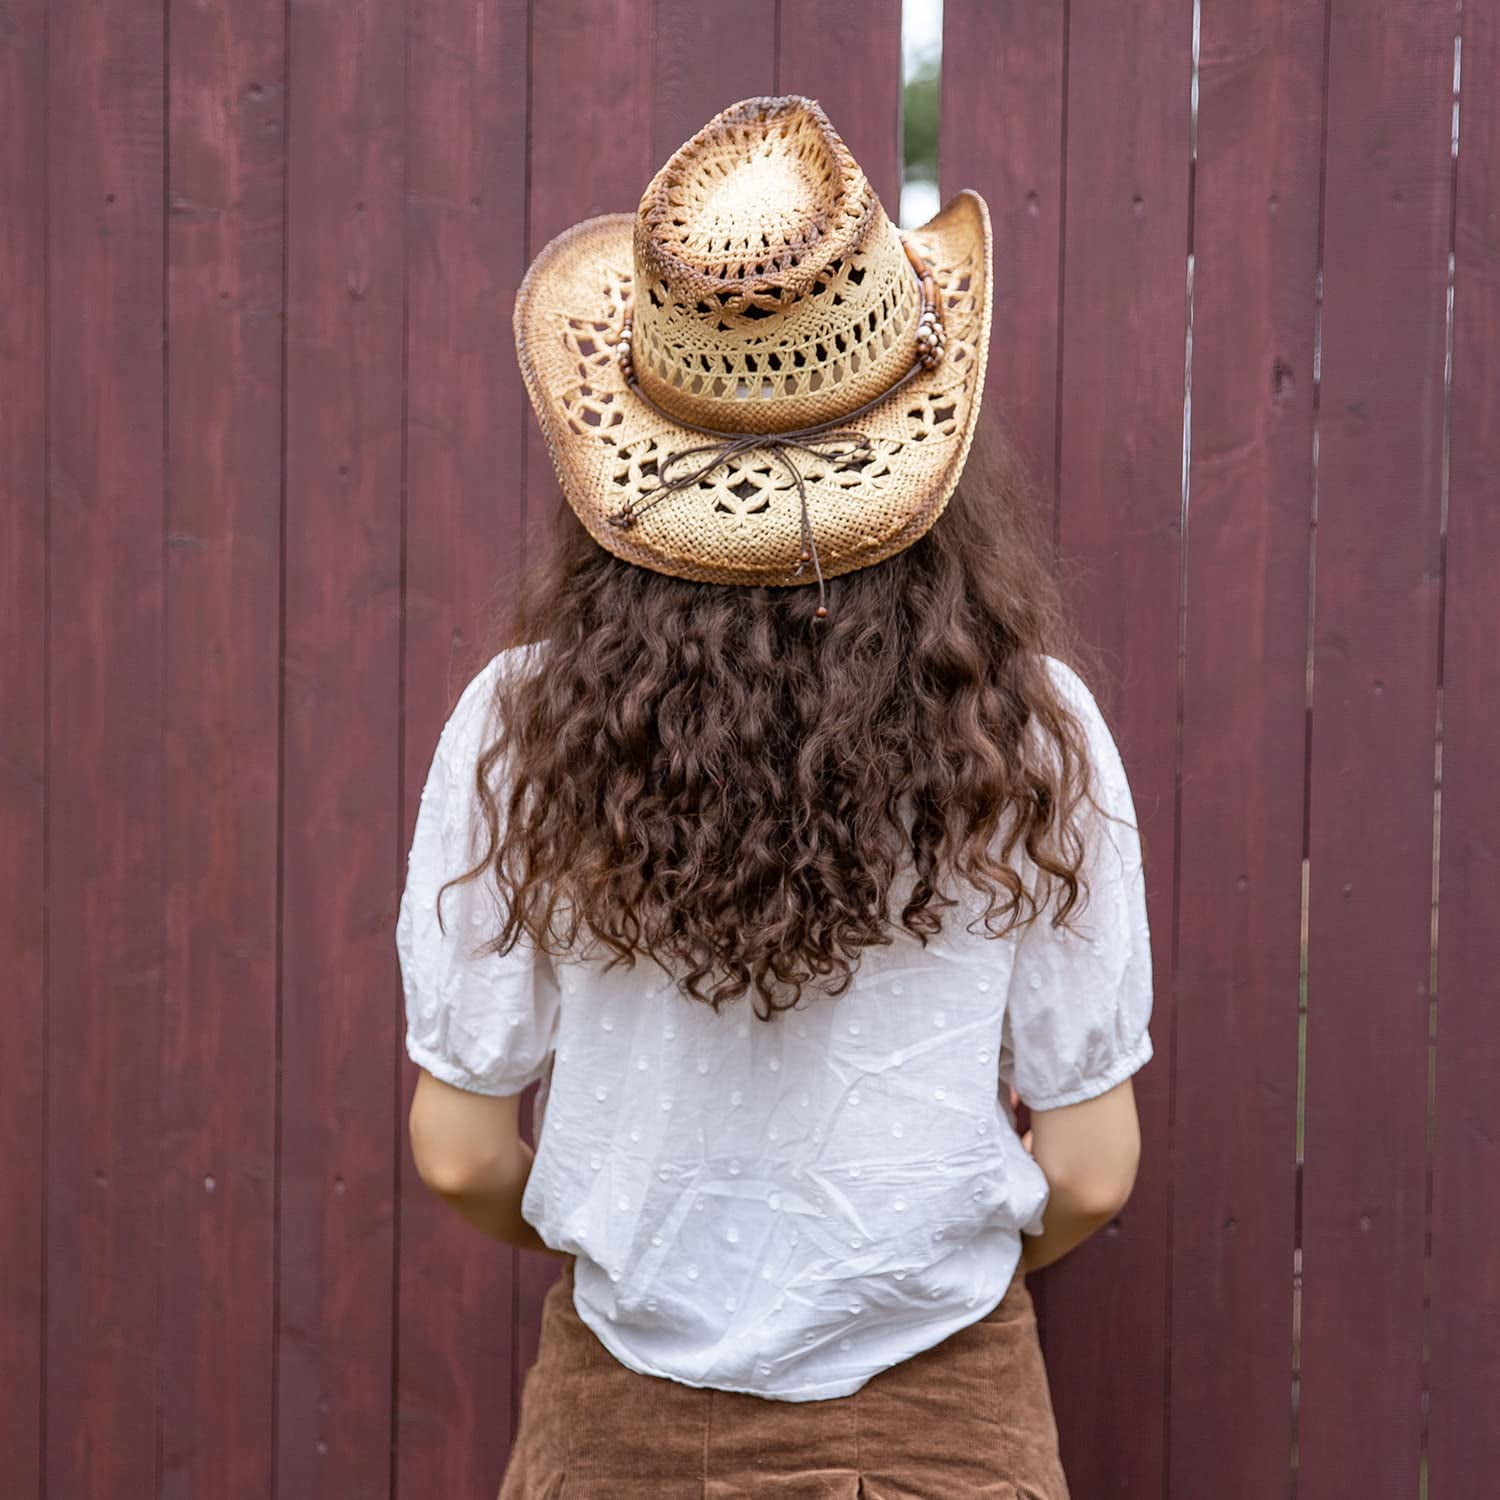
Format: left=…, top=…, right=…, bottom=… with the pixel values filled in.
left=408, top=1071, right=569, bottom=1259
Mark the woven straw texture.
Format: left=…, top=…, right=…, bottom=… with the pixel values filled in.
left=632, top=97, right=922, bottom=435
left=512, top=95, right=993, bottom=590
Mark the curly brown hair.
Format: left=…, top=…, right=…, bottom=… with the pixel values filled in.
left=439, top=418, right=1102, bottom=1019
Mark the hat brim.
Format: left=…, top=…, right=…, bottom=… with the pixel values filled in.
left=513, top=189, right=993, bottom=589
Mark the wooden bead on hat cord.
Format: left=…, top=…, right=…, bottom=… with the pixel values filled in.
left=609, top=235, right=947, bottom=621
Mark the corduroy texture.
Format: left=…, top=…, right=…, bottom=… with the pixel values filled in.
left=495, top=1256, right=1070, bottom=1499
left=512, top=95, right=993, bottom=590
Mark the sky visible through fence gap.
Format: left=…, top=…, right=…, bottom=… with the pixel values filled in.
left=900, top=0, right=941, bottom=227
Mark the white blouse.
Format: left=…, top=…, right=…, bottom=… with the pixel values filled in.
left=396, top=644, right=1154, bottom=1402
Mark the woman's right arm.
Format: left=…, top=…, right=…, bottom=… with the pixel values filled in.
left=1001, top=659, right=1156, bottom=1273
left=1019, top=1075, right=1142, bottom=1272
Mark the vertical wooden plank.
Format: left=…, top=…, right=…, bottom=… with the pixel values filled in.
left=278, top=0, right=405, bottom=1493
left=1044, top=2, right=1191, bottom=1495
left=1170, top=2, right=1326, bottom=1494
left=527, top=0, right=654, bottom=251
left=44, top=1, right=167, bottom=1495
left=652, top=0, right=777, bottom=165
left=0, top=2, right=48, bottom=1493
left=397, top=0, right=533, bottom=1492
left=1298, top=3, right=1452, bottom=1494
left=777, top=0, right=904, bottom=215
left=160, top=1, right=286, bottom=1495
left=939, top=1, right=1066, bottom=530
left=516, top=0, right=658, bottom=1399
left=1428, top=3, right=1500, bottom=1487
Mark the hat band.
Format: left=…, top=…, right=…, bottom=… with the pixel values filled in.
left=606, top=238, right=949, bottom=621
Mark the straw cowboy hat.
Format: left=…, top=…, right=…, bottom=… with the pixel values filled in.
left=513, top=95, right=993, bottom=617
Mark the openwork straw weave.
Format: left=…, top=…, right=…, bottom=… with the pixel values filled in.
left=512, top=95, right=993, bottom=591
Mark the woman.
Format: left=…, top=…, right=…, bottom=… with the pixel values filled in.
left=397, top=96, right=1153, bottom=1499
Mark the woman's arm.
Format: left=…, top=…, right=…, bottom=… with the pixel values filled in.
left=1018, top=1075, right=1142, bottom=1273
left=408, top=1070, right=569, bottom=1259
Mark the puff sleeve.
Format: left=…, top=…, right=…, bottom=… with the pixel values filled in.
left=396, top=647, right=562, bottom=1096
left=998, top=658, right=1155, bottom=1112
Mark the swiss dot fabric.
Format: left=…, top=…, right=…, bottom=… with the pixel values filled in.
left=396, top=645, right=1154, bottom=1402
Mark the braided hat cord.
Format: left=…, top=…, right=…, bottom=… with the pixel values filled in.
left=510, top=95, right=993, bottom=594
left=609, top=238, right=948, bottom=620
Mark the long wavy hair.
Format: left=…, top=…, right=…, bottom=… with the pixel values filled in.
left=439, top=417, right=1103, bottom=1019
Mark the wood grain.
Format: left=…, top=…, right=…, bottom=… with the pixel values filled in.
left=44, top=0, right=167, bottom=1493
left=652, top=0, right=777, bottom=167
left=276, top=0, right=406, bottom=1492
left=777, top=0, right=904, bottom=217
left=160, top=1, right=286, bottom=1494
left=1427, top=1, right=1500, bottom=1487
left=1297, top=3, right=1453, bottom=1494
left=397, top=0, right=535, bottom=1491
left=1043, top=2, right=1193, bottom=1494
left=0, top=2, right=49, bottom=1494
left=1169, top=2, right=1326, bottom=1493
left=939, top=0, right=1067, bottom=534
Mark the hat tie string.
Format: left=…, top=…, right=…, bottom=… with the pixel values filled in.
left=606, top=235, right=946, bottom=622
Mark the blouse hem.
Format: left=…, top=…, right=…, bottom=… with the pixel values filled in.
left=566, top=1237, right=1023, bottom=1404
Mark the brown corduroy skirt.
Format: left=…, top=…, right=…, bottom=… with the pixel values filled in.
left=497, top=1255, right=1070, bottom=1499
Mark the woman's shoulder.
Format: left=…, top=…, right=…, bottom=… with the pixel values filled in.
left=470, top=639, right=546, bottom=695
left=1035, top=653, right=1113, bottom=745
left=1030, top=654, right=1133, bottom=801
left=466, top=638, right=549, bottom=700
left=437, top=640, right=546, bottom=761
left=1037, top=652, right=1098, bottom=713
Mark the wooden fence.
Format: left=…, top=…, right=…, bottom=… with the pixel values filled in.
left=2, top=1, right=1496, bottom=1496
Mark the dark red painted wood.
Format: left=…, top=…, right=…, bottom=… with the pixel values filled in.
left=652, top=0, right=777, bottom=166
left=1428, top=4, right=1500, bottom=1487
left=1169, top=3, right=1326, bottom=1494
left=160, top=3, right=286, bottom=1496
left=7, top=5, right=1500, bottom=1494
left=1297, top=3, right=1453, bottom=1494
left=517, top=0, right=659, bottom=1408
left=397, top=0, right=535, bottom=1492
left=0, top=4, right=47, bottom=1495
left=277, top=0, right=406, bottom=1493
left=44, top=1, right=167, bottom=1495
left=527, top=0, right=656, bottom=252
left=777, top=0, right=904, bottom=217
left=1044, top=2, right=1191, bottom=1495
left=939, top=0, right=1067, bottom=533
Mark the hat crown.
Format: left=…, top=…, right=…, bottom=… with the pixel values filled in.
left=627, top=96, right=923, bottom=435
left=637, top=96, right=874, bottom=306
